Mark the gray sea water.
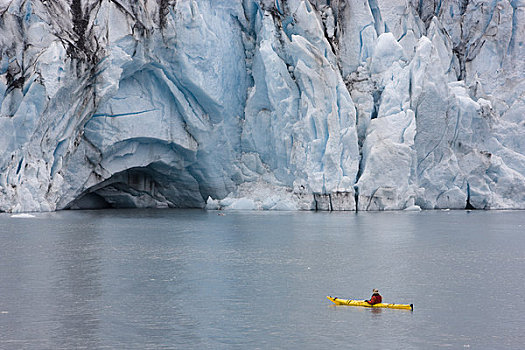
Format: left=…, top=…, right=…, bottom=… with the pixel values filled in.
left=1, top=209, right=524, bottom=349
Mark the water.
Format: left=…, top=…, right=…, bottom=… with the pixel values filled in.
left=1, top=209, right=524, bottom=349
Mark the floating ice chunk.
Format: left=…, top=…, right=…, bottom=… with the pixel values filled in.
left=10, top=213, right=35, bottom=218
left=404, top=205, right=421, bottom=211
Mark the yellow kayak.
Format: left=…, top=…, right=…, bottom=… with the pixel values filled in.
left=327, top=296, right=413, bottom=310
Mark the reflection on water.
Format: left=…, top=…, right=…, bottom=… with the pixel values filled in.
left=52, top=226, right=103, bottom=349
left=370, top=308, right=383, bottom=316
left=1, top=209, right=524, bottom=349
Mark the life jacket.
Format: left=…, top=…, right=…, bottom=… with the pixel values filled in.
left=368, top=293, right=382, bottom=305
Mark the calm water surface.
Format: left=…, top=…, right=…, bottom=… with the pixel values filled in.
left=0, top=209, right=524, bottom=349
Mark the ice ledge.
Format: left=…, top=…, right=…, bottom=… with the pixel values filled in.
left=204, top=181, right=357, bottom=211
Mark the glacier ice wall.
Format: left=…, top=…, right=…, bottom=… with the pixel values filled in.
left=0, top=0, right=524, bottom=212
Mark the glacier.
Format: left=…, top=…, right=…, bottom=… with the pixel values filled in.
left=0, top=0, right=524, bottom=212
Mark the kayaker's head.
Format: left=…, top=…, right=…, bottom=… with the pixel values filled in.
left=373, top=289, right=379, bottom=294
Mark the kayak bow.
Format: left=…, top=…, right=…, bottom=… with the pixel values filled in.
left=327, top=296, right=413, bottom=310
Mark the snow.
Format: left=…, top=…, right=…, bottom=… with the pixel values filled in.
left=0, top=0, right=524, bottom=212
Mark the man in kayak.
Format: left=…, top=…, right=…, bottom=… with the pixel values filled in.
left=365, top=289, right=382, bottom=305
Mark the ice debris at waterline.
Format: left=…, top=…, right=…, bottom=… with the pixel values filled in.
left=1, top=0, right=524, bottom=213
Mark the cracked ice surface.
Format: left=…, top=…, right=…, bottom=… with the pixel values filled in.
left=0, top=0, right=524, bottom=212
